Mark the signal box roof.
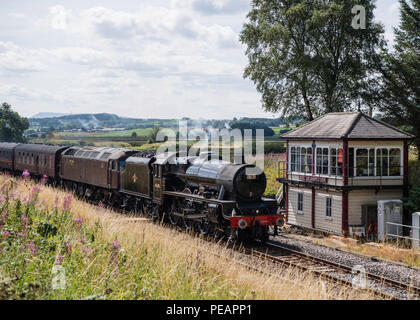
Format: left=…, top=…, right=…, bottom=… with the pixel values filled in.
left=281, top=112, right=414, bottom=140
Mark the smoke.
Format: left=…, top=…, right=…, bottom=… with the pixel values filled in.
left=78, top=114, right=100, bottom=130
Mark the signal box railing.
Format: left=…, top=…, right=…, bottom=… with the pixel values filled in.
left=277, top=161, right=408, bottom=188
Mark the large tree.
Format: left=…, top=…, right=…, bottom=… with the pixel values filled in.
left=0, top=102, right=29, bottom=142
left=378, top=0, right=420, bottom=152
left=240, top=0, right=385, bottom=120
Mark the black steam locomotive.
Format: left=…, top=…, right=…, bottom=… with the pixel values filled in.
left=0, top=143, right=284, bottom=242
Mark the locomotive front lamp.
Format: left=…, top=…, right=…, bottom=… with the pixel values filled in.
left=238, top=219, right=248, bottom=230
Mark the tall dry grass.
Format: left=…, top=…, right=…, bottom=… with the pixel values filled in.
left=0, top=173, right=376, bottom=300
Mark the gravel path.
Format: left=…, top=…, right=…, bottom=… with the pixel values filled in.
left=271, top=234, right=420, bottom=289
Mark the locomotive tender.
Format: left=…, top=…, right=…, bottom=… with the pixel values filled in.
left=0, top=142, right=284, bottom=242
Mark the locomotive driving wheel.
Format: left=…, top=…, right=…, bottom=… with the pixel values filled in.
left=181, top=188, right=194, bottom=230
left=151, top=206, right=161, bottom=222
left=168, top=199, right=181, bottom=226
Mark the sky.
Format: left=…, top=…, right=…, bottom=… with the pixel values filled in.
left=0, top=0, right=402, bottom=119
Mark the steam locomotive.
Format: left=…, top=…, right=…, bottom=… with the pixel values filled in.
left=0, top=142, right=284, bottom=242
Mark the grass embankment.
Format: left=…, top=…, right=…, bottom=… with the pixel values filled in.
left=0, top=174, right=375, bottom=300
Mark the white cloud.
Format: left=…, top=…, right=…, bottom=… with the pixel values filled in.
left=0, top=84, right=62, bottom=102
left=0, top=41, right=46, bottom=74
left=174, top=0, right=250, bottom=15
left=50, top=5, right=70, bottom=30
left=389, top=2, right=400, bottom=14
left=8, top=13, right=25, bottom=19
left=47, top=6, right=238, bottom=49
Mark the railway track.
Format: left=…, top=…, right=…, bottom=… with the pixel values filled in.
left=246, top=241, right=420, bottom=300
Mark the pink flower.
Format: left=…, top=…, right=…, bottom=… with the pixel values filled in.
left=74, top=217, right=83, bottom=223
left=66, top=242, right=73, bottom=254
left=55, top=254, right=63, bottom=265
left=22, top=170, right=30, bottom=179
left=113, top=264, right=119, bottom=275
left=41, top=175, right=48, bottom=185
left=82, top=247, right=94, bottom=254
left=80, top=237, right=86, bottom=244
left=21, top=215, right=28, bottom=223
left=2, top=211, right=7, bottom=219
left=28, top=241, right=38, bottom=255
left=98, top=201, right=104, bottom=208
left=2, top=231, right=10, bottom=237
left=112, top=239, right=121, bottom=251
left=63, top=194, right=72, bottom=211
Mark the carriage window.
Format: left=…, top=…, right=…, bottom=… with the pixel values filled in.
left=356, top=148, right=374, bottom=176
left=65, top=149, right=78, bottom=156
left=111, top=160, right=117, bottom=170
left=100, top=152, right=111, bottom=160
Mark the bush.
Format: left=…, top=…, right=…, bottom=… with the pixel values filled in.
left=403, top=186, right=420, bottom=213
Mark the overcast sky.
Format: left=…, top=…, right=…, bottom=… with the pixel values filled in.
left=0, top=0, right=401, bottom=119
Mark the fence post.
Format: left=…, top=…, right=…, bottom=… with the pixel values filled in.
left=413, top=212, right=420, bottom=250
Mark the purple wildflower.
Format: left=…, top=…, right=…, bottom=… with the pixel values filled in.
left=63, top=194, right=72, bottom=211
left=82, top=247, right=94, bottom=254
left=112, top=239, right=121, bottom=251
left=66, top=242, right=73, bottom=254
left=80, top=237, right=86, bottom=244
left=55, top=254, right=63, bottom=265
left=74, top=217, right=83, bottom=223
left=21, top=215, right=28, bottom=223
left=28, top=241, right=38, bottom=256
left=22, top=170, right=30, bottom=179
left=32, top=185, right=40, bottom=193
left=2, top=231, right=10, bottom=237
left=41, top=175, right=48, bottom=185
left=113, top=264, right=119, bottom=275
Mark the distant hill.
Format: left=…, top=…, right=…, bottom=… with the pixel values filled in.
left=28, top=113, right=178, bottom=132
left=31, top=112, right=70, bottom=119
left=28, top=112, right=297, bottom=134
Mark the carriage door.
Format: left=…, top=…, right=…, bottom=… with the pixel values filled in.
left=153, top=164, right=162, bottom=204
left=109, top=160, right=119, bottom=189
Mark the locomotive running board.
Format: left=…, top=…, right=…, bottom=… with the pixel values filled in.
left=172, top=212, right=207, bottom=219
left=163, top=191, right=236, bottom=206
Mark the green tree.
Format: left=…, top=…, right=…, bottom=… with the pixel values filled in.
left=0, top=102, right=29, bottom=142
left=403, top=186, right=420, bottom=212
left=377, top=0, right=420, bottom=153
left=147, top=126, right=161, bottom=144
left=131, top=131, right=137, bottom=138
left=240, top=0, right=385, bottom=120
